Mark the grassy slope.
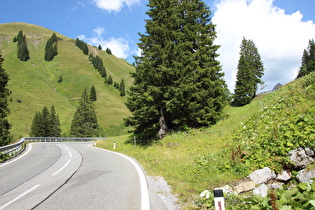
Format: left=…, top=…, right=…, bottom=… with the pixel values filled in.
left=0, top=22, right=134, bottom=138
left=96, top=93, right=271, bottom=208
left=97, top=75, right=315, bottom=208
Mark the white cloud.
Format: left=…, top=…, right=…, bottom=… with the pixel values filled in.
left=92, top=0, right=140, bottom=12
left=79, top=27, right=131, bottom=59
left=212, top=0, right=315, bottom=92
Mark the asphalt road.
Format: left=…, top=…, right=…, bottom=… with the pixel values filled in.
left=0, top=142, right=155, bottom=210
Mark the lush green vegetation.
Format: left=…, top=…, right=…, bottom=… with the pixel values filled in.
left=0, top=22, right=134, bottom=139
left=97, top=72, right=315, bottom=209
left=0, top=54, right=12, bottom=146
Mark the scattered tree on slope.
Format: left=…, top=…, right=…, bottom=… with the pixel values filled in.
left=89, top=85, right=97, bottom=101
left=45, top=33, right=58, bottom=61
left=70, top=89, right=99, bottom=137
left=125, top=0, right=227, bottom=141
left=14, top=30, right=30, bottom=61
left=297, top=39, right=315, bottom=78
left=30, top=105, right=61, bottom=137
left=75, top=38, right=89, bottom=55
left=233, top=37, right=264, bottom=106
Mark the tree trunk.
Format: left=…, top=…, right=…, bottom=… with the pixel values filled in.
left=157, top=108, right=168, bottom=139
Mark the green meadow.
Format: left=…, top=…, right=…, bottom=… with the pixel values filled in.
left=0, top=22, right=134, bottom=138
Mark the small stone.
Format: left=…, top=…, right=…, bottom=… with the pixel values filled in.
left=267, top=182, right=283, bottom=189
left=253, top=184, right=268, bottom=197
left=297, top=168, right=315, bottom=183
left=234, top=181, right=256, bottom=194
left=276, top=170, right=291, bottom=182
left=249, top=167, right=276, bottom=184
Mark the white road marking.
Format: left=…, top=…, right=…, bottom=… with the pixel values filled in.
left=65, top=147, right=72, bottom=158
left=52, top=159, right=71, bottom=176
left=0, top=143, right=32, bottom=168
left=0, top=184, right=40, bottom=210
left=88, top=144, right=150, bottom=210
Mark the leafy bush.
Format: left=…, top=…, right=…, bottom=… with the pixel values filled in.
left=230, top=73, right=315, bottom=172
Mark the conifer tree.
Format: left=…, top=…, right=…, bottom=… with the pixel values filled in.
left=119, top=79, right=125, bottom=96
left=297, top=39, right=315, bottom=78
left=50, top=105, right=61, bottom=137
left=70, top=89, right=99, bottom=137
left=125, top=0, right=227, bottom=140
left=16, top=33, right=30, bottom=61
left=41, top=106, right=51, bottom=136
left=30, top=105, right=61, bottom=137
left=98, top=44, right=102, bottom=50
left=89, top=86, right=97, bottom=101
left=106, top=48, right=112, bottom=54
left=106, top=75, right=113, bottom=85
left=233, top=37, right=264, bottom=106
left=75, top=38, right=89, bottom=55
left=30, top=111, right=43, bottom=137
left=45, top=33, right=58, bottom=61
left=0, top=55, right=12, bottom=146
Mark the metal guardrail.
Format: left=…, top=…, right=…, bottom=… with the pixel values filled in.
left=0, top=137, right=106, bottom=161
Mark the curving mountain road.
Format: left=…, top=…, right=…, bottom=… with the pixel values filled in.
left=0, top=142, right=155, bottom=210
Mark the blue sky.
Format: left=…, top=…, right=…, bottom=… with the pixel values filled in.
left=1, top=0, right=315, bottom=91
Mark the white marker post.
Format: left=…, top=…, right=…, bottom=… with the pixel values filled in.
left=214, top=189, right=225, bottom=210
left=113, top=141, right=116, bottom=150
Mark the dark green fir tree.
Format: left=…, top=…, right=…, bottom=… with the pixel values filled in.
left=119, top=79, right=125, bottom=96
left=45, top=33, right=58, bottom=61
left=0, top=55, right=12, bottom=146
left=70, top=89, right=99, bottom=137
left=30, top=111, right=43, bottom=137
left=106, top=48, right=112, bottom=54
left=125, top=0, right=227, bottom=141
left=89, top=85, right=97, bottom=101
left=106, top=75, right=113, bottom=85
left=233, top=37, right=264, bottom=106
left=297, top=39, right=315, bottom=78
left=50, top=105, right=61, bottom=137
left=17, top=34, right=30, bottom=61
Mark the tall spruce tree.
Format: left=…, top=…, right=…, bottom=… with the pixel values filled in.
left=297, top=39, right=315, bottom=78
left=30, top=111, right=43, bottom=137
left=75, top=38, right=89, bottom=55
left=17, top=34, right=30, bottom=61
left=0, top=55, right=12, bottom=146
left=89, top=86, right=97, bottom=101
left=45, top=33, right=58, bottom=61
left=119, top=79, right=126, bottom=96
left=70, top=89, right=99, bottom=137
left=50, top=105, right=61, bottom=137
left=30, top=105, right=61, bottom=137
left=233, top=37, right=264, bottom=106
left=125, top=0, right=227, bottom=141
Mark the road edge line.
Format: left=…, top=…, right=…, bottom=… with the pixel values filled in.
left=88, top=144, right=150, bottom=210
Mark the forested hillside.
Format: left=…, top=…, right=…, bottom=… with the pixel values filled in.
left=0, top=22, right=134, bottom=139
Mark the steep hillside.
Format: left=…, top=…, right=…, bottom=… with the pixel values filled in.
left=0, top=22, right=134, bottom=138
